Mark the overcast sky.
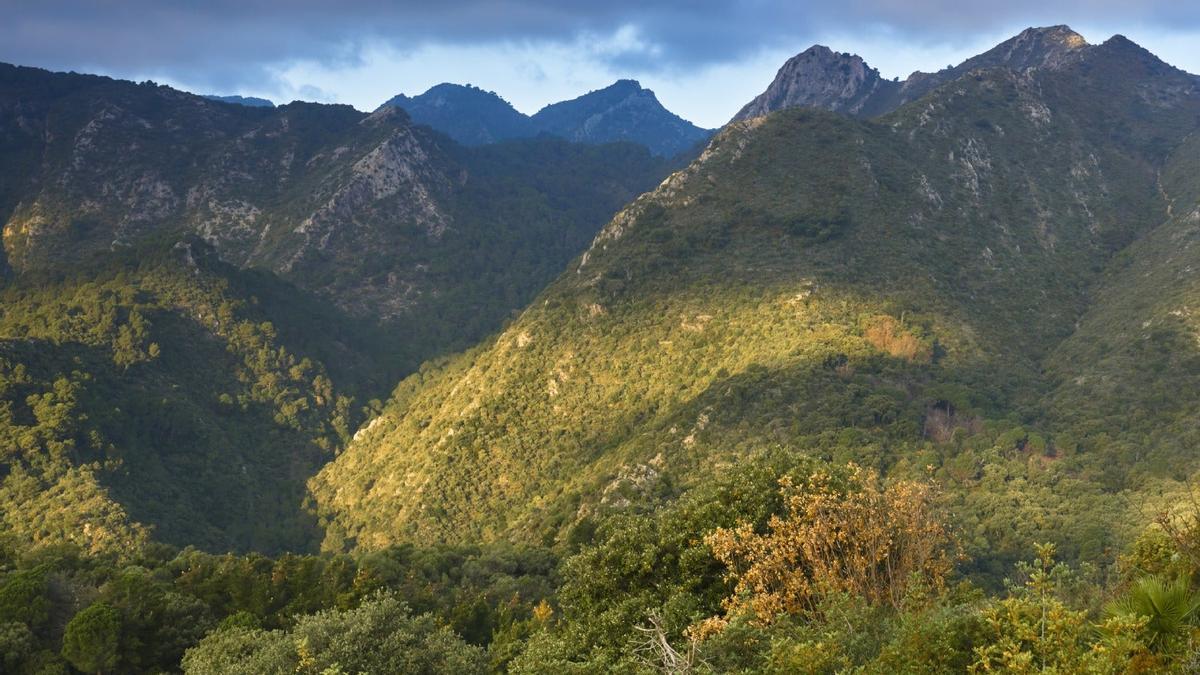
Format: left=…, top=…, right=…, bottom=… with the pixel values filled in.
left=2, top=1, right=1198, bottom=128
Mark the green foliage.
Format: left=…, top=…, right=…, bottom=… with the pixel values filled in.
left=0, top=539, right=556, bottom=674
left=0, top=566, right=51, bottom=629
left=0, top=63, right=672, bottom=386
left=313, top=48, right=1198, bottom=568
left=0, top=246, right=373, bottom=553
left=0, top=620, right=36, bottom=672
left=61, top=602, right=121, bottom=674
left=4, top=30, right=1200, bottom=675
left=181, top=593, right=486, bottom=675
left=1105, top=575, right=1200, bottom=651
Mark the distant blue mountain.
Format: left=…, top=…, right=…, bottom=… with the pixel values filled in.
left=380, top=80, right=712, bottom=157
left=204, top=94, right=275, bottom=108
left=379, top=84, right=534, bottom=145
left=530, top=80, right=711, bottom=157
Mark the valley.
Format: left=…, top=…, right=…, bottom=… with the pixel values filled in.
left=2, top=22, right=1200, bottom=674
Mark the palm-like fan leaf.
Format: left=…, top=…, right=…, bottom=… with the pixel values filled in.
left=1105, top=575, right=1200, bottom=649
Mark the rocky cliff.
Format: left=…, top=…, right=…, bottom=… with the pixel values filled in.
left=732, top=25, right=1098, bottom=122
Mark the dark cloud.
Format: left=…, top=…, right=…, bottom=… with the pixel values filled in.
left=2, top=1, right=1198, bottom=90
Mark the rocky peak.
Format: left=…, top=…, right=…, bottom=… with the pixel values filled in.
left=960, top=25, right=1088, bottom=72
left=732, top=26, right=1098, bottom=123
left=1097, top=34, right=1180, bottom=73
left=731, top=45, right=898, bottom=121
left=608, top=79, right=645, bottom=94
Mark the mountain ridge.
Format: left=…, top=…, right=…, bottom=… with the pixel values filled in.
left=378, top=83, right=535, bottom=145
left=730, top=25, right=1191, bottom=122
left=203, top=94, right=275, bottom=107
left=381, top=79, right=713, bottom=157
left=0, top=61, right=670, bottom=356
left=310, top=27, right=1200, bottom=559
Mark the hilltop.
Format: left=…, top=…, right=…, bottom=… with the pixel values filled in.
left=381, top=79, right=713, bottom=157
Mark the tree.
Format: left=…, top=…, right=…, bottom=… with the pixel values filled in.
left=970, top=545, right=1155, bottom=674
left=701, top=464, right=955, bottom=632
left=62, top=602, right=121, bottom=674
left=182, top=593, right=485, bottom=674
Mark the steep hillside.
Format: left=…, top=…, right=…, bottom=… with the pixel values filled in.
left=732, top=45, right=899, bottom=119
left=378, top=83, right=535, bottom=145
left=0, top=63, right=670, bottom=371
left=1043, top=131, right=1200, bottom=480
left=0, top=239, right=394, bottom=554
left=311, top=32, right=1200, bottom=560
left=733, top=25, right=1096, bottom=121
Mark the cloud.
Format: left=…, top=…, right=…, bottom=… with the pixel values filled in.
left=4, top=0, right=1199, bottom=92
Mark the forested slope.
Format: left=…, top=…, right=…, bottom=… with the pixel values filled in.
left=311, top=34, right=1200, bottom=568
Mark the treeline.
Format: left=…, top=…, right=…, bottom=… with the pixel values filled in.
left=0, top=541, right=555, bottom=674
left=5, top=451, right=1199, bottom=673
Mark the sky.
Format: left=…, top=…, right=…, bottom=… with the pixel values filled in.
left=2, top=1, right=1199, bottom=128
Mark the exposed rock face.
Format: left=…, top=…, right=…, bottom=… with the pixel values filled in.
left=892, top=25, right=1090, bottom=106
left=962, top=25, right=1088, bottom=70
left=0, top=65, right=670, bottom=329
left=732, top=25, right=1094, bottom=122
left=732, top=46, right=899, bottom=121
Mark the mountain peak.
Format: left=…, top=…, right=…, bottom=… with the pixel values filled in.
left=731, top=44, right=893, bottom=121
left=1100, top=33, right=1154, bottom=56
left=966, top=24, right=1088, bottom=71
left=608, top=78, right=644, bottom=91
left=531, top=81, right=711, bottom=156
left=377, top=82, right=532, bottom=144
left=379, top=77, right=708, bottom=156
left=1018, top=25, right=1088, bottom=48
left=732, top=25, right=1100, bottom=123
left=202, top=94, right=275, bottom=108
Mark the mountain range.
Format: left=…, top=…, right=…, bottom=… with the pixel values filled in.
left=0, top=61, right=671, bottom=552
left=3, top=22, right=1200, bottom=674
left=380, top=79, right=713, bottom=157
left=312, top=27, right=1200, bottom=561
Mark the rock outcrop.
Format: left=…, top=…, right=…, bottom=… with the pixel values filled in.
left=732, top=25, right=1094, bottom=122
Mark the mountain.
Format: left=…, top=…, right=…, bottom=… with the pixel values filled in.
left=530, top=79, right=712, bottom=157
left=732, top=45, right=899, bottom=119
left=378, top=83, right=534, bottom=145
left=0, top=63, right=671, bottom=553
left=6, top=23, right=1200, bottom=675
left=381, top=79, right=713, bottom=157
left=310, top=28, right=1200, bottom=569
left=1044, top=130, right=1200, bottom=477
left=0, top=63, right=671, bottom=367
left=203, top=94, right=275, bottom=107
left=733, top=25, right=1097, bottom=121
